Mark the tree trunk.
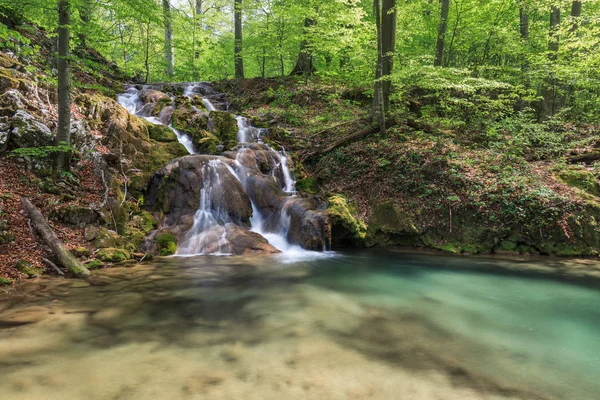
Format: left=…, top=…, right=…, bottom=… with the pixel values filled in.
left=144, top=21, right=150, bottom=82
left=570, top=1, right=582, bottom=32
left=77, top=1, right=91, bottom=51
left=55, top=0, right=71, bottom=173
left=371, top=0, right=386, bottom=132
left=517, top=7, right=530, bottom=110
left=540, top=7, right=561, bottom=121
left=162, top=0, right=174, bottom=78
left=22, top=197, right=90, bottom=278
left=434, top=0, right=450, bottom=67
left=519, top=8, right=529, bottom=41
left=290, top=17, right=316, bottom=76
left=234, top=0, right=244, bottom=79
left=381, top=0, right=396, bottom=112
left=196, top=0, right=203, bottom=15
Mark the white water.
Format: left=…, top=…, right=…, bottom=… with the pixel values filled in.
left=118, top=83, right=327, bottom=258
left=116, top=87, right=196, bottom=154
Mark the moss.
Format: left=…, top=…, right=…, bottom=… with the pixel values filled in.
left=86, top=260, right=104, bottom=270
left=15, top=259, right=43, bottom=277
left=499, top=240, right=517, bottom=251
left=191, top=130, right=220, bottom=154
left=97, top=248, right=131, bottom=263
left=210, top=111, right=239, bottom=149
left=148, top=124, right=177, bottom=142
left=0, top=277, right=12, bottom=285
left=558, top=168, right=600, bottom=197
left=0, top=67, right=21, bottom=91
left=328, top=195, right=367, bottom=241
left=296, top=177, right=319, bottom=194
left=156, top=232, right=177, bottom=256
left=72, top=246, right=92, bottom=257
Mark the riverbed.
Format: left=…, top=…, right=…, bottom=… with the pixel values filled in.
left=0, top=250, right=599, bottom=399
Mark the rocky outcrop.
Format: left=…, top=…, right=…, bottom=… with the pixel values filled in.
left=10, top=110, right=53, bottom=148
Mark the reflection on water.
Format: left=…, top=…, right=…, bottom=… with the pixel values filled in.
left=0, top=251, right=599, bottom=400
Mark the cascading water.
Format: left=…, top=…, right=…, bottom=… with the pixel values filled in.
left=117, top=87, right=195, bottom=154
left=118, top=83, right=331, bottom=258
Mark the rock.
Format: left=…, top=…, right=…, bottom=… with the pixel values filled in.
left=0, top=116, right=10, bottom=152
left=71, top=246, right=92, bottom=257
left=87, top=227, right=127, bottom=249
left=0, top=89, right=27, bottom=114
left=224, top=224, right=280, bottom=255
left=10, top=110, right=53, bottom=148
left=210, top=111, right=238, bottom=150
left=0, top=67, right=20, bottom=91
left=139, top=89, right=170, bottom=104
left=327, top=195, right=366, bottom=244
left=97, top=248, right=131, bottom=263
left=85, top=260, right=104, bottom=270
left=155, top=232, right=177, bottom=256
left=282, top=197, right=331, bottom=250
left=51, top=205, right=98, bottom=227
left=146, top=155, right=253, bottom=227
left=15, top=259, right=44, bottom=277
left=190, top=129, right=220, bottom=154
left=148, top=123, right=177, bottom=142
left=70, top=119, right=97, bottom=157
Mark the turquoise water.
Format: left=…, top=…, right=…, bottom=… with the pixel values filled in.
left=0, top=251, right=599, bottom=399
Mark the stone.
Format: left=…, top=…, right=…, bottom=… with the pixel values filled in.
left=0, top=116, right=10, bottom=152
left=15, top=259, right=44, bottom=277
left=224, top=224, right=280, bottom=255
left=155, top=232, right=177, bottom=256
left=10, top=110, right=53, bottom=148
left=148, top=123, right=178, bottom=142
left=97, top=248, right=131, bottom=263
left=51, top=205, right=98, bottom=227
left=210, top=111, right=238, bottom=150
left=70, top=119, right=97, bottom=157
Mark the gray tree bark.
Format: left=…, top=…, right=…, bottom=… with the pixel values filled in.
left=290, top=17, right=317, bottom=76
left=570, top=1, right=582, bottom=32
left=22, top=197, right=90, bottom=278
left=55, top=0, right=71, bottom=173
left=234, top=0, right=244, bottom=79
left=163, top=0, right=174, bottom=78
left=434, top=0, right=450, bottom=67
left=540, top=6, right=561, bottom=121
left=381, top=0, right=396, bottom=112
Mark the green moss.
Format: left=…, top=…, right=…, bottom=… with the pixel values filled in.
left=296, top=176, right=319, bottom=194
left=499, top=240, right=517, bottom=251
left=72, top=246, right=92, bottom=257
left=558, top=168, right=600, bottom=197
left=210, top=111, right=239, bottom=149
left=328, top=195, right=367, bottom=240
left=15, top=259, right=43, bottom=277
left=0, top=277, right=12, bottom=285
left=156, top=232, right=177, bottom=256
left=97, top=248, right=131, bottom=263
left=86, top=260, right=105, bottom=270
left=191, top=130, right=220, bottom=154
left=148, top=124, right=178, bottom=142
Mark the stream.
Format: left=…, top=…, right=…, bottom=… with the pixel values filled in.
left=0, top=251, right=599, bottom=400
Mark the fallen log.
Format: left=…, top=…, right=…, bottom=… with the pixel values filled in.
left=568, top=152, right=600, bottom=164
left=21, top=197, right=90, bottom=278
left=302, top=118, right=396, bottom=161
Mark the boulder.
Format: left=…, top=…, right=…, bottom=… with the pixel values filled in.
left=0, top=116, right=10, bottom=152
left=139, top=89, right=170, bottom=104
left=70, top=119, right=98, bottom=156
left=224, top=224, right=279, bottom=255
left=145, top=155, right=253, bottom=227
left=281, top=197, right=331, bottom=251
left=210, top=111, right=238, bottom=150
left=51, top=205, right=98, bottom=228
left=10, top=110, right=53, bottom=148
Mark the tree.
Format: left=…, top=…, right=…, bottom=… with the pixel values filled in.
left=540, top=5, right=562, bottom=120
left=570, top=1, right=582, bottom=32
left=371, top=0, right=396, bottom=131
left=234, top=0, right=244, bottom=78
left=290, top=17, right=316, bottom=77
left=434, top=0, right=449, bottom=67
left=163, top=0, right=174, bottom=78
left=54, top=0, right=71, bottom=173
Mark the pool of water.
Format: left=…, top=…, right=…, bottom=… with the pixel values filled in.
left=0, top=250, right=599, bottom=400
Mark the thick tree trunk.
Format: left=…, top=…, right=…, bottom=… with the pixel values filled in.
left=517, top=7, right=530, bottom=110
left=22, top=197, right=90, bottom=278
left=540, top=6, right=561, bottom=120
left=77, top=1, right=91, bottom=51
left=519, top=8, right=529, bottom=41
left=570, top=1, right=582, bottom=32
left=234, top=0, right=244, bottom=79
left=162, top=0, right=174, bottom=78
left=55, top=0, right=71, bottom=173
left=290, top=18, right=316, bottom=76
left=196, top=0, right=203, bottom=15
left=434, top=0, right=450, bottom=67
left=371, top=0, right=386, bottom=132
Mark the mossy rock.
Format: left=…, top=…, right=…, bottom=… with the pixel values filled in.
left=148, top=123, right=178, bottom=142
left=368, top=199, right=419, bottom=235
left=0, top=277, right=12, bottom=285
left=89, top=227, right=127, bottom=249
left=190, top=95, right=208, bottom=110
left=15, top=259, right=44, bottom=277
left=210, top=111, right=238, bottom=149
left=97, top=248, right=131, bottom=263
left=191, top=129, right=220, bottom=155
left=0, top=52, right=23, bottom=69
left=72, top=246, right=92, bottom=258
left=0, top=67, right=21, bottom=91
left=328, top=195, right=367, bottom=242
left=155, top=232, right=177, bottom=256
left=131, top=211, right=158, bottom=234
left=558, top=168, right=600, bottom=197
left=50, top=205, right=98, bottom=227
left=86, top=260, right=105, bottom=270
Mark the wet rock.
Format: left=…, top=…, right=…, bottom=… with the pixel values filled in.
left=283, top=197, right=331, bottom=250
left=146, top=155, right=253, bottom=227
left=155, top=232, right=177, bottom=256
left=139, top=89, right=170, bottom=104
left=10, top=110, right=53, bottom=148
left=148, top=123, right=177, bottom=142
left=0, top=116, right=10, bottom=152
left=224, top=224, right=279, bottom=255
left=210, top=111, right=238, bottom=150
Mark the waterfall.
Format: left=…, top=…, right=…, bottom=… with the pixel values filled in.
left=119, top=83, right=330, bottom=258
left=177, top=160, right=232, bottom=255
left=117, top=87, right=196, bottom=154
